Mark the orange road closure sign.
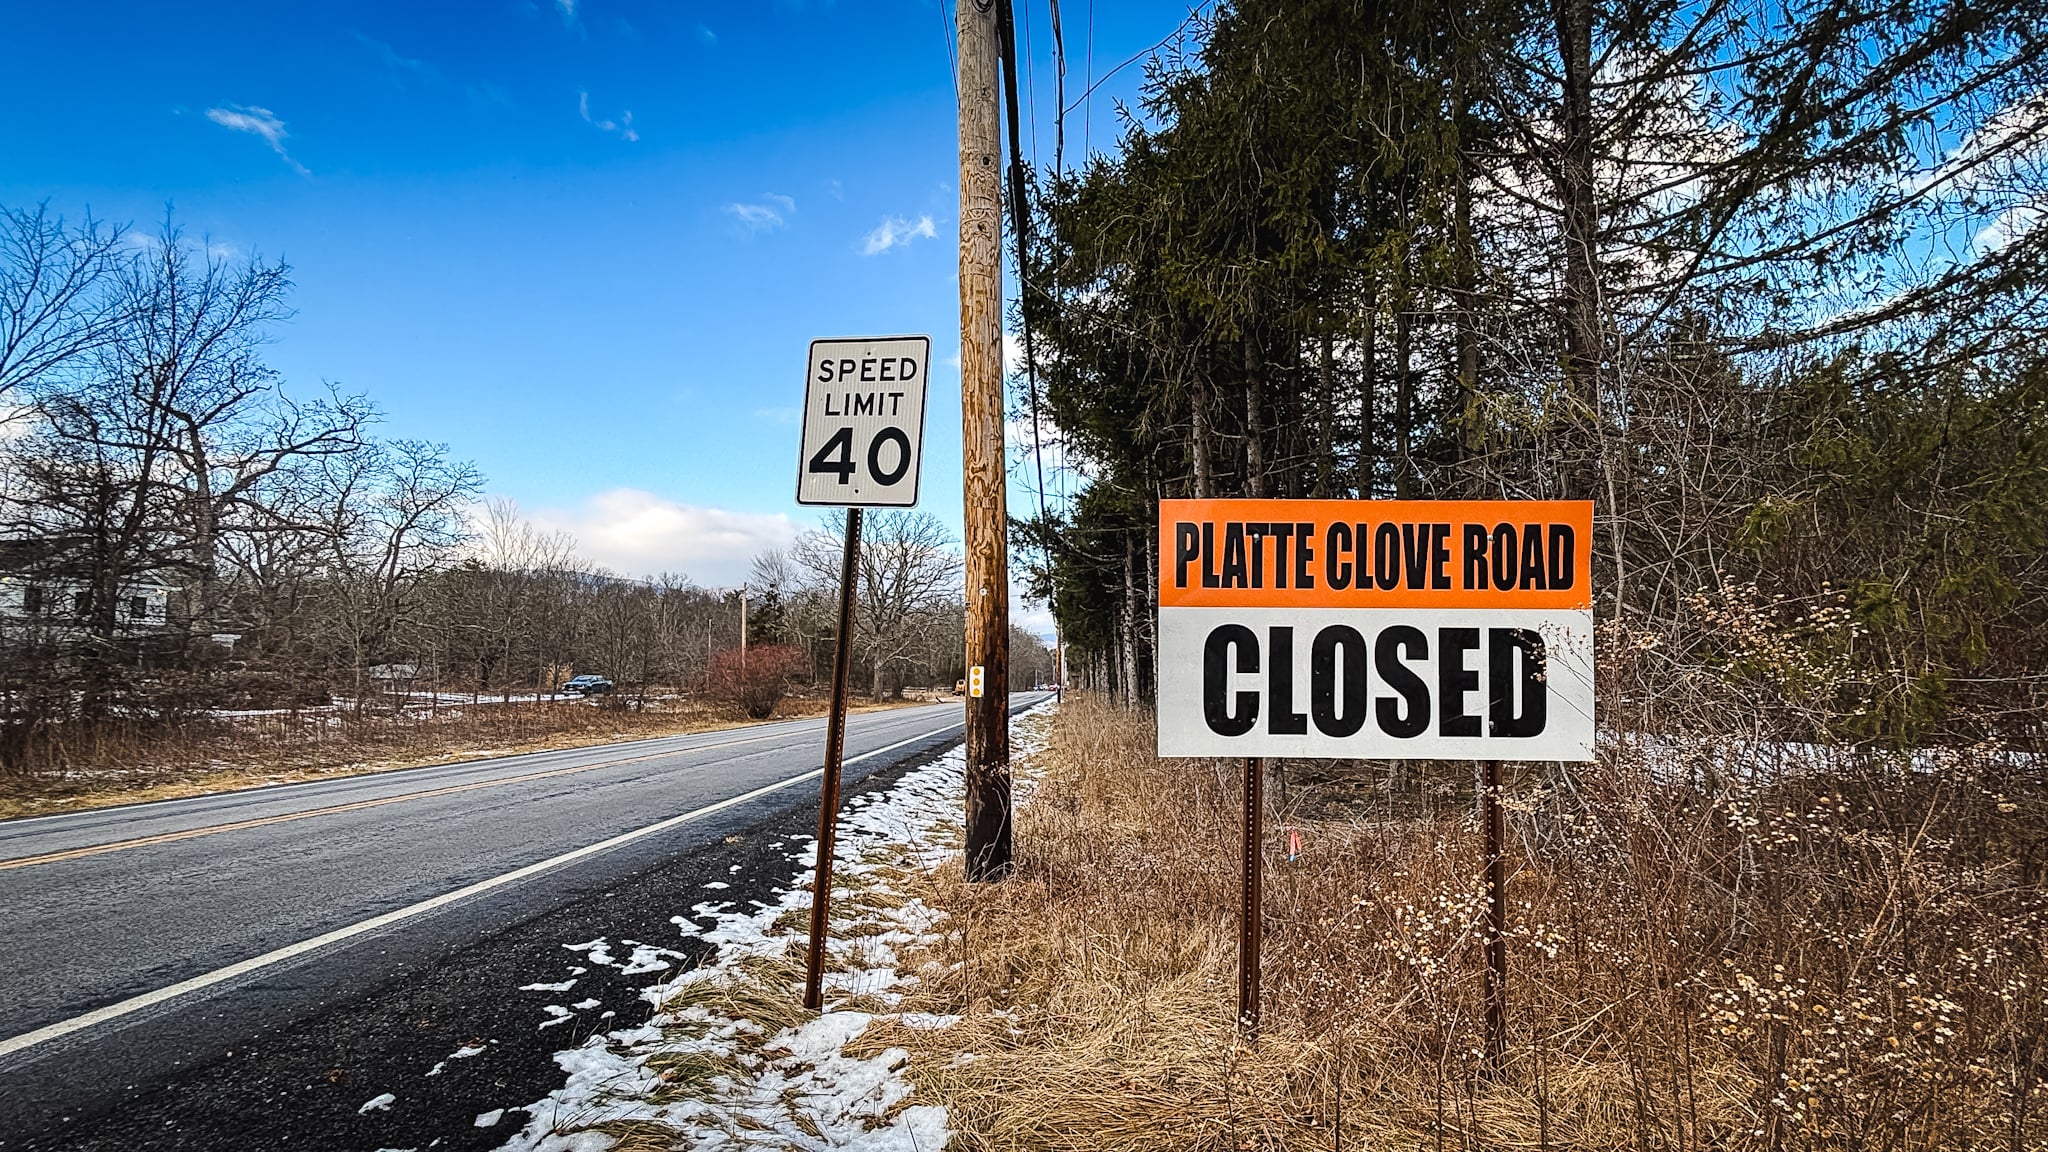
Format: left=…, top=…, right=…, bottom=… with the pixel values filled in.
left=1156, top=499, right=1595, bottom=761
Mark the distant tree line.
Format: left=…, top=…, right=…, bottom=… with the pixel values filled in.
left=0, top=207, right=1036, bottom=772
left=1021, top=0, right=2048, bottom=741
left=749, top=509, right=1057, bottom=699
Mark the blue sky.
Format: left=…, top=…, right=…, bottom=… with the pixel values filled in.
left=1, top=0, right=1202, bottom=610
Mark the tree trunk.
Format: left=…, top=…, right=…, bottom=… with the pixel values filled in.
left=1284, top=335, right=1306, bottom=497
left=1244, top=334, right=1267, bottom=498
left=1454, top=110, right=1482, bottom=490
left=1360, top=272, right=1378, bottom=498
left=1120, top=533, right=1139, bottom=703
left=1142, top=519, right=1158, bottom=703
left=1395, top=303, right=1414, bottom=499
left=1191, top=373, right=1213, bottom=498
left=1556, top=0, right=1600, bottom=420
left=1316, top=329, right=1335, bottom=498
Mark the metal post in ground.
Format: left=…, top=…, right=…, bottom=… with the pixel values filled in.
left=1482, top=757, right=1508, bottom=1074
left=802, top=507, right=863, bottom=1011
left=1238, top=754, right=1265, bottom=1037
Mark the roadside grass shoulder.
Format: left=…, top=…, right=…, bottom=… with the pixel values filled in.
left=869, top=695, right=2048, bottom=1151
left=495, top=727, right=998, bottom=1152
left=494, top=692, right=2045, bottom=1151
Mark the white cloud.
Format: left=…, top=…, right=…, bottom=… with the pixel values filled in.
left=754, top=406, right=800, bottom=424
left=519, top=489, right=798, bottom=585
left=355, top=33, right=432, bottom=77
left=726, top=193, right=795, bottom=232
left=1012, top=594, right=1058, bottom=645
left=556, top=0, right=578, bottom=19
left=355, top=33, right=506, bottom=106
left=862, top=214, right=937, bottom=255
left=727, top=203, right=782, bottom=230
left=697, top=23, right=717, bottom=44
left=205, top=104, right=310, bottom=175
left=577, top=91, right=639, bottom=142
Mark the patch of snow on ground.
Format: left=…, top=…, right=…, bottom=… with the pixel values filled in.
left=359, top=1092, right=396, bottom=1114
left=495, top=705, right=1053, bottom=1151
left=618, top=941, right=686, bottom=976
left=561, top=939, right=615, bottom=966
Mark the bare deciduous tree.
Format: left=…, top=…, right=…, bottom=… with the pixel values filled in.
left=0, top=203, right=126, bottom=403
left=791, top=510, right=965, bottom=698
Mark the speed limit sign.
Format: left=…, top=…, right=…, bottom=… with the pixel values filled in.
left=795, top=335, right=930, bottom=507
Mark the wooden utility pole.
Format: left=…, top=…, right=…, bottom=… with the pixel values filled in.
left=958, top=0, right=1012, bottom=882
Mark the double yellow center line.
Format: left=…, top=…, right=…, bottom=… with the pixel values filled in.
left=0, top=729, right=793, bottom=872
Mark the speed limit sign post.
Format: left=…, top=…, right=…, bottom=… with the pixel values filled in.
left=796, top=335, right=928, bottom=1012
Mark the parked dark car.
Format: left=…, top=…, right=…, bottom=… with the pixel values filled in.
left=561, top=674, right=614, bottom=695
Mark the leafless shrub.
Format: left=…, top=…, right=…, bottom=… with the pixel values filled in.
left=702, top=644, right=804, bottom=720
left=885, top=683, right=2048, bottom=1151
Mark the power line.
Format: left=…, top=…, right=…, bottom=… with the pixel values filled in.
left=1020, top=0, right=1039, bottom=173
left=1060, top=1, right=1213, bottom=120
left=1001, top=0, right=1064, bottom=680
left=938, top=0, right=959, bottom=94
left=1050, top=0, right=1066, bottom=173
left=1082, top=0, right=1093, bottom=158
left=998, top=0, right=1053, bottom=550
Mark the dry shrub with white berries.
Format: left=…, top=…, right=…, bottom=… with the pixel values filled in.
left=869, top=602, right=2047, bottom=1151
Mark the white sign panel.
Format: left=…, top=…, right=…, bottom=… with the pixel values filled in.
left=796, top=335, right=930, bottom=507
left=1155, top=499, right=1596, bottom=761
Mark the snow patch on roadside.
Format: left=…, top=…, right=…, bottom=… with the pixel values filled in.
left=494, top=708, right=1052, bottom=1151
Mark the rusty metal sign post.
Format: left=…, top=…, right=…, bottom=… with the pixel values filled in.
left=802, top=507, right=862, bottom=1011
left=1155, top=499, right=1597, bottom=1046
left=794, top=336, right=928, bottom=1012
left=1482, top=757, right=1509, bottom=1070
left=1237, top=755, right=1265, bottom=1036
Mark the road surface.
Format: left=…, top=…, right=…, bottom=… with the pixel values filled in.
left=0, top=696, right=1044, bottom=1146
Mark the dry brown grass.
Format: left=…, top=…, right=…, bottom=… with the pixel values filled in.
left=0, top=693, right=920, bottom=821
left=872, top=695, right=2048, bottom=1152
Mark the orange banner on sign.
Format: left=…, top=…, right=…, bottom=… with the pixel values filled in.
left=1157, top=499, right=1594, bottom=611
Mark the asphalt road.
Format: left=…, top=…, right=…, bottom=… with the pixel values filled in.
left=0, top=696, right=1044, bottom=1146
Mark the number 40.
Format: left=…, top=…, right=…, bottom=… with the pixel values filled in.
left=808, top=426, right=912, bottom=486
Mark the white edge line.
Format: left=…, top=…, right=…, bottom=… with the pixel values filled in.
left=0, top=719, right=966, bottom=1061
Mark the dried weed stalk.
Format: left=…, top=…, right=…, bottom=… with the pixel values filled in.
left=884, top=670, right=2047, bottom=1151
